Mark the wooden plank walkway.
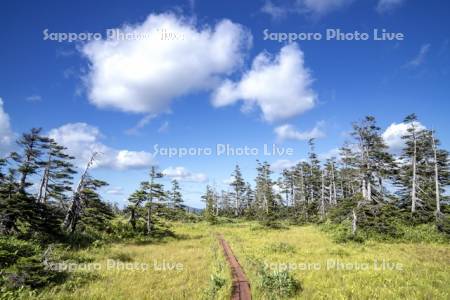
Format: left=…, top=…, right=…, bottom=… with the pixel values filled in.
left=217, top=234, right=251, bottom=300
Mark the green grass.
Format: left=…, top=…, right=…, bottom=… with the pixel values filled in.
left=219, top=223, right=450, bottom=299
left=10, top=222, right=449, bottom=300
left=33, top=223, right=231, bottom=300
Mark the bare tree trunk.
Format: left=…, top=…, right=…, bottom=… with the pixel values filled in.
left=352, top=209, right=357, bottom=235
left=411, top=130, right=417, bottom=213
left=320, top=170, right=325, bottom=218
left=63, top=153, right=97, bottom=233
left=214, top=193, right=219, bottom=216
left=300, top=165, right=306, bottom=203
left=37, top=167, right=48, bottom=203
left=235, top=187, right=239, bottom=217
left=37, top=155, right=51, bottom=203
left=128, top=207, right=136, bottom=231
left=146, top=205, right=152, bottom=235
left=331, top=163, right=337, bottom=205
left=362, top=178, right=367, bottom=199
left=431, top=131, right=440, bottom=214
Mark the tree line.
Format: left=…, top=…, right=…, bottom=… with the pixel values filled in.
left=0, top=128, right=117, bottom=239
left=0, top=128, right=190, bottom=240
left=202, top=114, right=450, bottom=237
left=1, top=114, right=449, bottom=241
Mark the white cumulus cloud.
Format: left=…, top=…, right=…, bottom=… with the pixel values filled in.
left=212, top=43, right=316, bottom=122
left=382, top=121, right=425, bottom=154
left=162, top=166, right=208, bottom=183
left=275, top=121, right=325, bottom=142
left=49, top=123, right=154, bottom=170
left=82, top=13, right=251, bottom=115
left=0, top=98, right=14, bottom=154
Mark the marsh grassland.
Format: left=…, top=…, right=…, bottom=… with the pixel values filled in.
left=21, top=222, right=450, bottom=300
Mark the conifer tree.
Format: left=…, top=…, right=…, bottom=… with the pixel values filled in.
left=37, top=139, right=76, bottom=206
left=242, top=182, right=254, bottom=216
left=255, top=161, right=276, bottom=223
left=351, top=116, right=395, bottom=203
left=169, top=179, right=183, bottom=209
left=280, top=169, right=295, bottom=206
left=14, top=128, right=49, bottom=194
left=127, top=189, right=147, bottom=231
left=201, top=185, right=216, bottom=224
left=307, top=139, right=321, bottom=206
left=79, top=178, right=114, bottom=231
left=349, top=116, right=396, bottom=235
left=0, top=158, right=6, bottom=182
left=230, top=165, right=245, bottom=216
left=141, top=166, right=165, bottom=235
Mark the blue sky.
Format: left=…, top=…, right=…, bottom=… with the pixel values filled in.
left=0, top=0, right=449, bottom=208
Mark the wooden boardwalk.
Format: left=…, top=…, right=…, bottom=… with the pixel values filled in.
left=217, top=234, right=251, bottom=300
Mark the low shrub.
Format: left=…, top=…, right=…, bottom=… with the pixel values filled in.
left=257, top=265, right=302, bottom=299
left=0, top=236, right=40, bottom=268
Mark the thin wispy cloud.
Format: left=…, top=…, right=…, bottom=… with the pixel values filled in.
left=404, top=44, right=431, bottom=68
left=125, top=114, right=156, bottom=136
left=376, top=0, right=406, bottom=14
left=261, top=0, right=354, bottom=20
left=261, top=0, right=287, bottom=20
left=26, top=95, right=42, bottom=102
left=158, top=121, right=170, bottom=133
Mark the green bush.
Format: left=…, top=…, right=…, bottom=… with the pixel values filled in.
left=400, top=223, right=449, bottom=243
left=2, top=256, right=65, bottom=289
left=207, top=273, right=226, bottom=297
left=320, top=220, right=365, bottom=243
left=0, top=237, right=40, bottom=268
left=436, top=213, right=450, bottom=237
left=257, top=265, right=302, bottom=299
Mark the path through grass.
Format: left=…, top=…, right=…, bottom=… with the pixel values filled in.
left=28, top=222, right=449, bottom=300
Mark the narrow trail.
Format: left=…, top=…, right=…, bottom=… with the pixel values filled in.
left=217, top=234, right=251, bottom=300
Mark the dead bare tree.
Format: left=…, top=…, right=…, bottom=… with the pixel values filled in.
left=62, top=152, right=97, bottom=233
left=431, top=131, right=440, bottom=215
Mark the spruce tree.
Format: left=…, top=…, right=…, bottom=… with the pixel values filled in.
left=141, top=166, right=165, bottom=235
left=169, top=179, right=183, bottom=209
left=349, top=116, right=397, bottom=235
left=255, top=161, right=276, bottom=224
left=230, top=165, right=245, bottom=217
left=14, top=128, right=49, bottom=193
left=79, top=178, right=114, bottom=232
left=242, top=182, right=255, bottom=217
left=280, top=168, right=295, bottom=207
left=127, top=189, right=147, bottom=232
left=37, top=139, right=76, bottom=206
left=201, top=185, right=216, bottom=224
